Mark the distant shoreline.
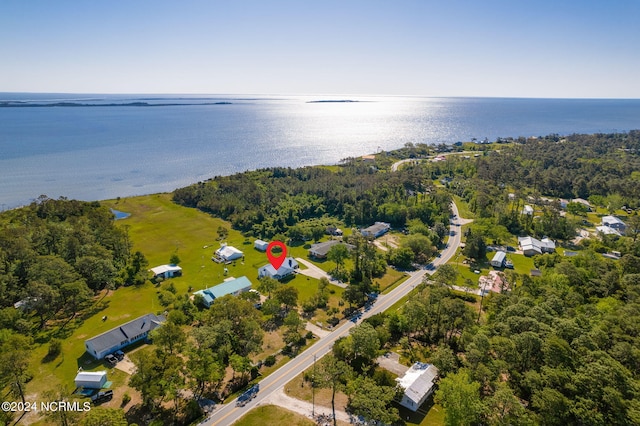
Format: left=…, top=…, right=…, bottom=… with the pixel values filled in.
left=0, top=101, right=233, bottom=108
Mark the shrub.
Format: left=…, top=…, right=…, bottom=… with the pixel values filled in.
left=122, top=392, right=131, bottom=406
left=265, top=355, right=276, bottom=367
left=47, top=338, right=62, bottom=358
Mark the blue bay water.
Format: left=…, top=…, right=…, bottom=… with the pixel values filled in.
left=1, top=94, right=639, bottom=209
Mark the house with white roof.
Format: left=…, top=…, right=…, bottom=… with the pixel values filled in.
left=149, top=264, right=182, bottom=279
left=84, top=313, right=165, bottom=360
left=396, top=362, right=439, bottom=412
left=193, top=276, right=253, bottom=308
left=601, top=216, right=626, bottom=234
left=522, top=205, right=534, bottom=215
left=518, top=236, right=556, bottom=257
left=258, top=257, right=299, bottom=280
left=214, top=244, right=244, bottom=262
left=571, top=198, right=592, bottom=210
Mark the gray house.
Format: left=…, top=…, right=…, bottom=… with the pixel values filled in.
left=361, top=222, right=391, bottom=238
left=308, top=240, right=354, bottom=259
left=84, top=313, right=165, bottom=360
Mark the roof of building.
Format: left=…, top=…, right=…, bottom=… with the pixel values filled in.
left=523, top=205, right=534, bottom=214
left=254, top=239, right=268, bottom=246
left=572, top=198, right=592, bottom=206
left=602, top=215, right=626, bottom=226
left=396, top=362, right=439, bottom=404
left=491, top=251, right=506, bottom=263
left=362, top=222, right=390, bottom=235
left=596, top=225, right=622, bottom=236
left=216, top=244, right=243, bottom=259
left=149, top=264, right=182, bottom=275
left=309, top=240, right=354, bottom=257
left=86, top=313, right=165, bottom=355
left=479, top=270, right=508, bottom=294
left=259, top=257, right=298, bottom=277
left=74, top=371, right=107, bottom=382
left=518, top=236, right=555, bottom=253
left=194, top=276, right=252, bottom=304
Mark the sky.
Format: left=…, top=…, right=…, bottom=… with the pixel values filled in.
left=1, top=0, right=639, bottom=98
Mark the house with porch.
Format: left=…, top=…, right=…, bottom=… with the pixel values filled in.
left=84, top=313, right=165, bottom=360
left=258, top=257, right=299, bottom=280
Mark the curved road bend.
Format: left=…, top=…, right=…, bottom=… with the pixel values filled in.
left=203, top=202, right=462, bottom=426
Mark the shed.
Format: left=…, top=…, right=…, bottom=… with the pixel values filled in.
left=490, top=251, right=506, bottom=268
left=150, top=264, right=182, bottom=279
left=254, top=240, right=269, bottom=251
left=74, top=371, right=107, bottom=389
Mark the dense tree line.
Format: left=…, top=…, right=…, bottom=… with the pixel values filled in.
left=0, top=196, right=143, bottom=333
left=172, top=163, right=451, bottom=238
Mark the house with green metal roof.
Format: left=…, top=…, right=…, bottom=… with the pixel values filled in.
left=193, top=276, right=253, bottom=308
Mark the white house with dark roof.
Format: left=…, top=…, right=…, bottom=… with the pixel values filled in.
left=396, top=362, right=439, bottom=412
left=258, top=257, right=299, bottom=280
left=84, top=313, right=165, bottom=360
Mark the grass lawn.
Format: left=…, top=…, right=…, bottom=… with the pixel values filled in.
left=399, top=400, right=446, bottom=426
left=285, top=372, right=349, bottom=410
left=451, top=195, right=474, bottom=219
left=233, top=405, right=315, bottom=426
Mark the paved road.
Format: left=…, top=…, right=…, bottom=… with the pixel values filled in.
left=202, top=202, right=462, bottom=425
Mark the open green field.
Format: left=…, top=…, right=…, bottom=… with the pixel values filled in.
left=23, top=195, right=331, bottom=401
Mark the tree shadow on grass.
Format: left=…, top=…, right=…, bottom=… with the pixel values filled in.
left=396, top=397, right=439, bottom=425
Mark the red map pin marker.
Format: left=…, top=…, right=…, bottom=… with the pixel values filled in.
left=266, top=241, right=287, bottom=271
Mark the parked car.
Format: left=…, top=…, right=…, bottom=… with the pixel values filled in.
left=113, top=350, right=125, bottom=361
left=104, top=354, right=118, bottom=366
left=91, top=390, right=113, bottom=404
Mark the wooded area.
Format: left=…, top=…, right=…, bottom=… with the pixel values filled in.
left=2, top=131, right=640, bottom=425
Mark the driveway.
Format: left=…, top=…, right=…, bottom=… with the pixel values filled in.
left=295, top=258, right=347, bottom=288
left=114, top=356, right=136, bottom=375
